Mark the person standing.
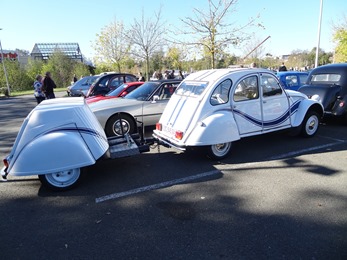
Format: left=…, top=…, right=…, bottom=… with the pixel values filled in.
left=73, top=74, right=78, bottom=83
left=33, top=74, right=45, bottom=104
left=279, top=62, right=287, bottom=71
left=42, top=71, right=57, bottom=99
left=138, top=72, right=145, bottom=82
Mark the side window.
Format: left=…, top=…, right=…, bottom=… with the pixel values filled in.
left=110, top=76, right=122, bottom=88
left=261, top=74, right=282, bottom=97
left=210, top=79, right=232, bottom=105
left=285, top=75, right=299, bottom=88
left=126, top=75, right=137, bottom=82
left=98, top=77, right=109, bottom=87
left=299, top=74, right=308, bottom=84
left=126, top=86, right=137, bottom=93
left=233, top=76, right=258, bottom=102
left=156, top=83, right=179, bottom=100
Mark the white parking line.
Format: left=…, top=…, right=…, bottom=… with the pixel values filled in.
left=95, top=169, right=221, bottom=203
left=267, top=137, right=345, bottom=160
left=96, top=136, right=346, bottom=203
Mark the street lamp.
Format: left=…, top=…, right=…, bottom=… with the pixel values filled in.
left=0, top=28, right=11, bottom=96
left=315, top=0, right=323, bottom=68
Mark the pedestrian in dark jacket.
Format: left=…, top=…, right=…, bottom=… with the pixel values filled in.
left=42, top=71, right=57, bottom=99
left=278, top=62, right=287, bottom=72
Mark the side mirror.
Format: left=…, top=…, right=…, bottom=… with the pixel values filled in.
left=152, top=95, right=160, bottom=102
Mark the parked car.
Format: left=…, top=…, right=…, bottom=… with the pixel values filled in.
left=153, top=68, right=324, bottom=160
left=86, top=81, right=144, bottom=104
left=67, top=75, right=97, bottom=97
left=298, top=63, right=347, bottom=123
left=85, top=72, right=137, bottom=98
left=89, top=79, right=182, bottom=137
left=276, top=71, right=309, bottom=91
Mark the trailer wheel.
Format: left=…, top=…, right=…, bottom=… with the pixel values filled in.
left=105, top=114, right=135, bottom=137
left=39, top=168, right=81, bottom=191
left=300, top=110, right=320, bottom=137
left=206, top=142, right=232, bottom=160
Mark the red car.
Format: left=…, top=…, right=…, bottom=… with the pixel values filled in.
left=86, top=81, right=144, bottom=104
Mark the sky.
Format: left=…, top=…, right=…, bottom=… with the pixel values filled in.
left=0, top=0, right=346, bottom=60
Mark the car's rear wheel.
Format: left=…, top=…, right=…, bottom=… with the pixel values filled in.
left=105, top=114, right=136, bottom=137
left=206, top=142, right=232, bottom=160
left=38, top=168, right=81, bottom=191
left=301, top=110, right=320, bottom=137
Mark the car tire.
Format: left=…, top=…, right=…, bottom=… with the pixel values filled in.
left=38, top=168, right=81, bottom=191
left=206, top=142, right=232, bottom=160
left=300, top=110, right=320, bottom=137
left=105, top=114, right=136, bottom=137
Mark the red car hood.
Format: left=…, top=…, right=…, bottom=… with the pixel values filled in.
left=86, top=95, right=116, bottom=104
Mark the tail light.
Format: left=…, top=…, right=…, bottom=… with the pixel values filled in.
left=175, top=131, right=183, bottom=140
left=339, top=101, right=345, bottom=108
left=156, top=123, right=162, bottom=131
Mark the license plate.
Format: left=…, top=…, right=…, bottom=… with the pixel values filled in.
left=162, top=124, right=176, bottom=136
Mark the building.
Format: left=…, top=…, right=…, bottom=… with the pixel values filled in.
left=30, top=43, right=83, bottom=62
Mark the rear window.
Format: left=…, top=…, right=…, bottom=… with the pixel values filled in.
left=175, top=81, right=208, bottom=97
left=311, top=73, right=341, bottom=83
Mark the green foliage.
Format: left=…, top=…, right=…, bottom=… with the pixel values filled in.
left=333, top=28, right=347, bottom=62
left=0, top=60, right=32, bottom=92
left=93, top=19, right=131, bottom=73
left=73, top=62, right=92, bottom=79
left=26, top=59, right=44, bottom=81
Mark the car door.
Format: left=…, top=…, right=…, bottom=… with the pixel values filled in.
left=141, top=82, right=180, bottom=126
left=232, top=74, right=263, bottom=135
left=260, top=73, right=291, bottom=132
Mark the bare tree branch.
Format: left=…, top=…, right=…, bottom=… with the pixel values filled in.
left=169, top=0, right=263, bottom=68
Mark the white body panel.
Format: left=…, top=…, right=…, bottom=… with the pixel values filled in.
left=2, top=97, right=108, bottom=177
left=153, top=68, right=323, bottom=150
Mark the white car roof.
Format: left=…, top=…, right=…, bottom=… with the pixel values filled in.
left=185, top=68, right=274, bottom=83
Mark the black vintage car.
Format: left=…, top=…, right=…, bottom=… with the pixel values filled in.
left=299, top=63, right=347, bottom=123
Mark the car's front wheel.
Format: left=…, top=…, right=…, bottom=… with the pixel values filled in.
left=38, top=168, right=81, bottom=191
left=206, top=142, right=233, bottom=160
left=301, top=110, right=320, bottom=137
left=105, top=114, right=136, bottom=137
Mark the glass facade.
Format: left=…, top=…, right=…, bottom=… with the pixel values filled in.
left=31, top=43, right=83, bottom=62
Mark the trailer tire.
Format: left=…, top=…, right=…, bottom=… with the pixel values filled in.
left=39, top=168, right=81, bottom=191
left=105, top=114, right=135, bottom=137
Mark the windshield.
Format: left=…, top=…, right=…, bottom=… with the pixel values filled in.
left=175, top=81, right=208, bottom=97
left=125, top=82, right=159, bottom=100
left=89, top=75, right=100, bottom=86
left=106, top=83, right=127, bottom=97
left=311, top=73, right=341, bottom=83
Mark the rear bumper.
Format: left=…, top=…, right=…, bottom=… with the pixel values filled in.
left=152, top=132, right=186, bottom=151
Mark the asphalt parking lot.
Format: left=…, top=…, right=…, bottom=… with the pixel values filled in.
left=0, top=93, right=346, bottom=259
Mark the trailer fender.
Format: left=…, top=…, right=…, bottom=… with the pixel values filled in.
left=9, top=131, right=99, bottom=176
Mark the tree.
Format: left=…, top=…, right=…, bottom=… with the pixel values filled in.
left=333, top=16, right=347, bottom=62
left=42, top=51, right=74, bottom=88
left=73, top=62, right=92, bottom=80
left=0, top=59, right=31, bottom=92
left=127, top=7, right=166, bottom=80
left=26, top=59, right=45, bottom=82
left=177, top=0, right=263, bottom=69
left=166, top=46, right=185, bottom=71
left=93, top=19, right=131, bottom=72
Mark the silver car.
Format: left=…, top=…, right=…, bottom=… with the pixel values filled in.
left=89, top=79, right=181, bottom=137
left=67, top=75, right=98, bottom=97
